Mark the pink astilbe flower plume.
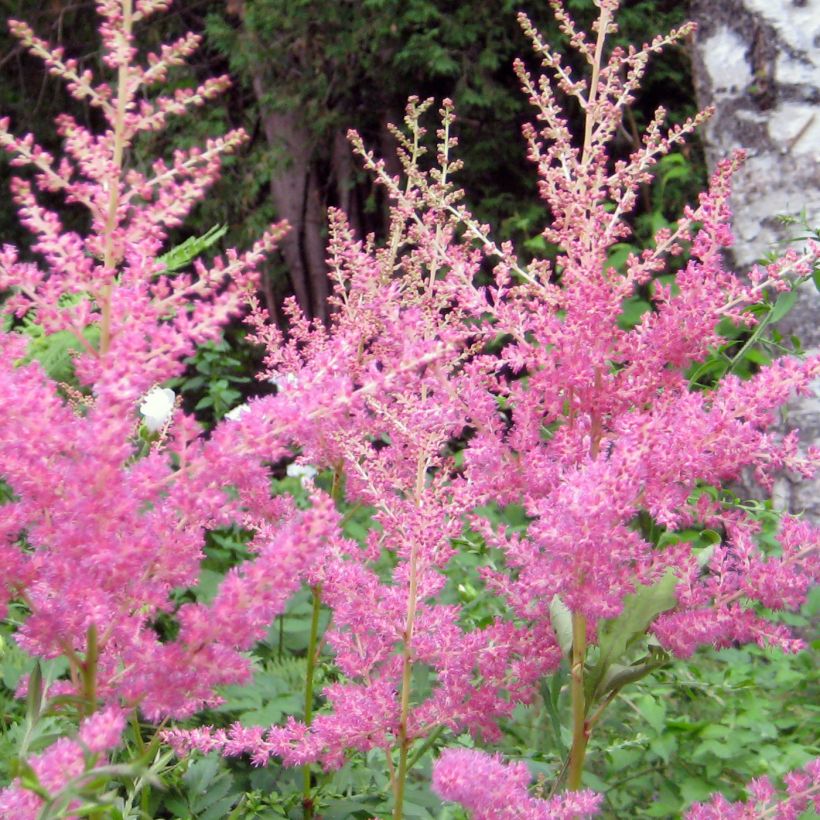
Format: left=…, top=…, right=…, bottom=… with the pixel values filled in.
left=0, top=706, right=126, bottom=819
left=686, top=758, right=820, bottom=820
left=166, top=101, right=560, bottom=777
left=0, top=0, right=340, bottom=731
left=455, top=2, right=819, bottom=649
left=432, top=748, right=601, bottom=819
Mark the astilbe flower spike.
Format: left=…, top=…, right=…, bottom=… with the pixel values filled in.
left=448, top=0, right=819, bottom=794
left=0, top=0, right=354, bottom=750
left=165, top=103, right=561, bottom=801
left=432, top=748, right=601, bottom=819
left=470, top=5, right=819, bottom=645
left=685, top=758, right=820, bottom=820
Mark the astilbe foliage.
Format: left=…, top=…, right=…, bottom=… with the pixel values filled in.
left=0, top=706, right=126, bottom=817
left=0, top=0, right=818, bottom=817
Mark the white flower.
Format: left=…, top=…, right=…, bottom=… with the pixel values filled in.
left=139, top=387, right=176, bottom=432
left=225, top=403, right=251, bottom=421
left=269, top=372, right=299, bottom=392
left=286, top=463, right=318, bottom=486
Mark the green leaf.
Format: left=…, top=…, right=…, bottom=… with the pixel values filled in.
left=157, top=225, right=228, bottom=273
left=606, top=243, right=637, bottom=273
left=618, top=297, right=651, bottom=330
left=549, top=594, right=573, bottom=657
left=177, top=754, right=241, bottom=819
left=688, top=354, right=729, bottom=387
left=742, top=347, right=772, bottom=366
left=22, top=325, right=100, bottom=384
left=26, top=663, right=43, bottom=722
left=596, top=657, right=668, bottom=698
left=636, top=693, right=667, bottom=734
left=587, top=571, right=678, bottom=702
left=768, top=288, right=798, bottom=324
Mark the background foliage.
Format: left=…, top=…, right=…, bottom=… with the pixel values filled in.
left=0, top=0, right=703, bottom=313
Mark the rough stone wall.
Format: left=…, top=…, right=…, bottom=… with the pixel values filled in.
left=690, top=0, right=819, bottom=520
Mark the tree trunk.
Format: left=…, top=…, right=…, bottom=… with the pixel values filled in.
left=690, top=0, right=820, bottom=519
left=252, top=82, right=329, bottom=322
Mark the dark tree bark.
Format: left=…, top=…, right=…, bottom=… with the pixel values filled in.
left=253, top=95, right=329, bottom=322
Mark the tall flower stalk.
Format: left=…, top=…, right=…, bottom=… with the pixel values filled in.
left=0, top=2, right=347, bottom=811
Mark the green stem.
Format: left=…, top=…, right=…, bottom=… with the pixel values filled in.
left=302, top=584, right=322, bottom=819
left=567, top=612, right=588, bottom=791
left=393, top=549, right=418, bottom=820
left=300, top=465, right=341, bottom=818
left=128, top=711, right=153, bottom=815
left=278, top=614, right=284, bottom=661
left=405, top=725, right=444, bottom=772
left=394, top=740, right=409, bottom=820
left=82, top=624, right=98, bottom=717
left=586, top=688, right=619, bottom=736
left=330, top=464, right=344, bottom=505
left=393, top=453, right=427, bottom=820
left=129, top=711, right=144, bottom=754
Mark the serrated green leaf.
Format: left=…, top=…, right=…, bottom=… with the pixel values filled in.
left=587, top=571, right=678, bottom=702
left=637, top=693, right=667, bottom=734
left=157, top=225, right=228, bottom=273
left=768, top=288, right=798, bottom=323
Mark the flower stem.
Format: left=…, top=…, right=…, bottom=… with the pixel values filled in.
left=100, top=0, right=132, bottom=355
left=393, top=453, right=426, bottom=820
left=567, top=612, right=588, bottom=791
left=405, top=725, right=443, bottom=772
left=393, top=549, right=418, bottom=820
left=394, top=741, right=409, bottom=820
left=302, top=583, right=322, bottom=820
left=81, top=624, right=99, bottom=717
left=581, top=5, right=610, bottom=165
left=393, top=544, right=420, bottom=820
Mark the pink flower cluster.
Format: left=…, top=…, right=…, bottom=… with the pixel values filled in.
left=0, top=706, right=125, bottom=819
left=0, top=0, right=346, bottom=726
left=432, top=748, right=601, bottom=819
left=686, top=758, right=820, bottom=820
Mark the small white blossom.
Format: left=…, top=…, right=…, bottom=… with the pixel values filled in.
left=269, top=372, right=299, bottom=392
left=225, top=403, right=251, bottom=421
left=286, top=463, right=318, bottom=486
left=139, top=387, right=175, bottom=432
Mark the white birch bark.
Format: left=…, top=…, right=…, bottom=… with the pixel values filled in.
left=690, top=0, right=820, bottom=519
